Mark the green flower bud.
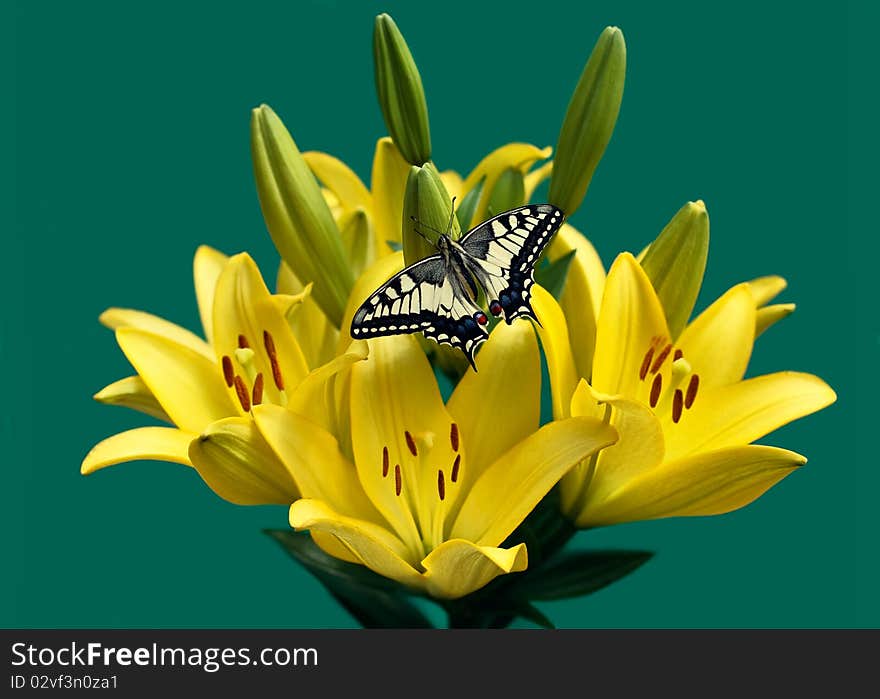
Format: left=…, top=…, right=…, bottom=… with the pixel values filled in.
left=373, top=13, right=432, bottom=165
left=640, top=200, right=710, bottom=339
left=548, top=26, right=626, bottom=216
left=486, top=167, right=526, bottom=216
left=339, top=208, right=374, bottom=280
left=250, top=104, right=354, bottom=328
left=401, top=162, right=460, bottom=266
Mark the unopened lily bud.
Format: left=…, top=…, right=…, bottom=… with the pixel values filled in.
left=250, top=105, right=353, bottom=328
left=548, top=26, right=626, bottom=216
left=486, top=168, right=526, bottom=216
left=402, top=163, right=460, bottom=266
left=640, top=200, right=710, bottom=339
left=373, top=13, right=432, bottom=165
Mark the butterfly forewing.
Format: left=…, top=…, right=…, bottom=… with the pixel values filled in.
left=459, top=204, right=565, bottom=323
left=350, top=255, right=489, bottom=368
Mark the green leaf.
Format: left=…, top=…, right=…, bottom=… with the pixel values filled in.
left=455, top=176, right=485, bottom=231
left=265, top=529, right=433, bottom=628
left=535, top=249, right=577, bottom=301
left=511, top=549, right=653, bottom=601
left=640, top=200, right=709, bottom=339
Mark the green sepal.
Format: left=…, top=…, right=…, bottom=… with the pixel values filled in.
left=485, top=168, right=525, bottom=217
left=548, top=26, right=626, bottom=216
left=455, top=176, right=485, bottom=231
left=373, top=14, right=432, bottom=165
left=640, top=200, right=709, bottom=339
left=266, top=530, right=433, bottom=629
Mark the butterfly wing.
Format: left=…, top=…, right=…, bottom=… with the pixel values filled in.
left=350, top=255, right=489, bottom=368
left=459, top=204, right=565, bottom=323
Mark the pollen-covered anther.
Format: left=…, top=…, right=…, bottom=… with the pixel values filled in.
left=649, top=374, right=663, bottom=408
left=437, top=470, right=446, bottom=501
left=382, top=446, right=389, bottom=477
left=252, top=373, right=264, bottom=406
left=650, top=343, right=673, bottom=374
left=221, top=356, right=234, bottom=387
left=672, top=389, right=684, bottom=423
left=233, top=375, right=251, bottom=412
left=394, top=464, right=402, bottom=496
left=674, top=348, right=684, bottom=361
left=450, top=423, right=459, bottom=452
left=404, top=430, right=418, bottom=457
left=263, top=330, right=285, bottom=390
left=451, top=454, right=461, bottom=483
left=685, top=374, right=700, bottom=409
left=238, top=334, right=250, bottom=349
left=639, top=346, right=655, bottom=381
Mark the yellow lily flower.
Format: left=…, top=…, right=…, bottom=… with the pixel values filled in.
left=81, top=246, right=342, bottom=506
left=253, top=327, right=616, bottom=599
left=534, top=252, right=836, bottom=527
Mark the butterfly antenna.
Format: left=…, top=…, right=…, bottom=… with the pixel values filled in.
left=446, top=196, right=457, bottom=235
left=409, top=215, right=448, bottom=241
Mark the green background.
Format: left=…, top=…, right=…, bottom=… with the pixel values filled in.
left=3, top=0, right=875, bottom=628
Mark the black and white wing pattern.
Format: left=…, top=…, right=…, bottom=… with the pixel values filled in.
left=459, top=204, right=565, bottom=323
left=350, top=255, right=489, bottom=368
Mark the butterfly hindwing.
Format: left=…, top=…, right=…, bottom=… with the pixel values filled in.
left=459, top=204, right=565, bottom=323
left=350, top=255, right=488, bottom=368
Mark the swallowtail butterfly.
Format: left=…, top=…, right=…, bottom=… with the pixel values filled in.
left=350, top=204, right=565, bottom=369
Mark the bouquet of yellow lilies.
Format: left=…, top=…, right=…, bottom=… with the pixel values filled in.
left=81, top=14, right=835, bottom=628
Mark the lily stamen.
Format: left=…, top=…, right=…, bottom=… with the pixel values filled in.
left=382, top=446, right=390, bottom=477
left=450, top=423, right=459, bottom=452
left=404, top=430, right=418, bottom=456
left=263, top=330, right=285, bottom=390
left=685, top=374, right=700, bottom=409
left=233, top=375, right=251, bottom=412
left=237, top=334, right=250, bottom=349
left=639, top=346, right=655, bottom=381
left=394, top=464, right=402, bottom=496
left=672, top=389, right=684, bottom=423
left=649, top=374, right=662, bottom=407
left=451, top=454, right=461, bottom=482
left=221, top=356, right=234, bottom=387
left=650, top=343, right=673, bottom=374
left=437, top=470, right=446, bottom=501
left=252, top=373, right=264, bottom=406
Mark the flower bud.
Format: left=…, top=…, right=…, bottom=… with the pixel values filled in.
left=548, top=27, right=626, bottom=215
left=401, top=163, right=460, bottom=266
left=640, top=200, right=710, bottom=339
left=373, top=13, right=432, bottom=165
left=251, top=105, right=354, bottom=328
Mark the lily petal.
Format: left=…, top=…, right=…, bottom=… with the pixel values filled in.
left=747, top=275, right=787, bottom=306
left=289, top=499, right=423, bottom=586
left=193, top=245, right=228, bottom=345
left=663, top=372, right=837, bottom=462
left=116, top=327, right=237, bottom=433
left=100, top=308, right=213, bottom=360
left=370, top=137, right=410, bottom=253
left=581, top=445, right=807, bottom=525
left=253, top=404, right=379, bottom=521
left=756, top=303, right=796, bottom=337
left=561, top=382, right=665, bottom=523
left=81, top=427, right=194, bottom=474
left=212, top=253, right=309, bottom=405
left=188, top=417, right=299, bottom=505
left=303, top=151, right=372, bottom=213
left=592, top=253, right=671, bottom=400
left=447, top=320, right=541, bottom=493
left=93, top=376, right=171, bottom=422
left=548, top=223, right=606, bottom=379
left=524, top=161, right=553, bottom=200
left=461, top=143, right=552, bottom=222
left=277, top=262, right=338, bottom=370
left=285, top=343, right=369, bottom=442
left=452, top=416, right=617, bottom=547
left=421, top=539, right=528, bottom=599
left=350, top=335, right=458, bottom=561
left=532, top=285, right=579, bottom=419
left=676, top=284, right=755, bottom=390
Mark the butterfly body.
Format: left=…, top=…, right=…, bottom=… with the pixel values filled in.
left=351, top=204, right=565, bottom=369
